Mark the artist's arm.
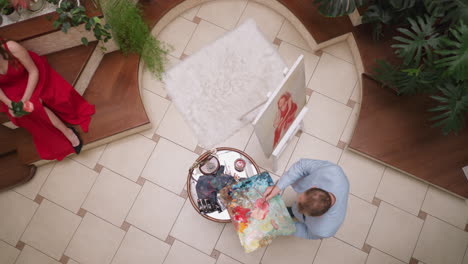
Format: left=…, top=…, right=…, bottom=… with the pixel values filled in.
left=263, top=159, right=331, bottom=200
left=7, top=41, right=39, bottom=102
left=276, top=159, right=331, bottom=190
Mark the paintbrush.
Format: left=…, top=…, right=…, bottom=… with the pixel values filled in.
left=259, top=181, right=278, bottom=206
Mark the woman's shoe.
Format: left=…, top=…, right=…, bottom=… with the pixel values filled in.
left=69, top=127, right=83, bottom=154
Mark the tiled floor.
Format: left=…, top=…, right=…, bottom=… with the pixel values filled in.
left=1, top=1, right=468, bottom=264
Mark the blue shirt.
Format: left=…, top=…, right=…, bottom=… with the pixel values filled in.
left=277, top=159, right=349, bottom=240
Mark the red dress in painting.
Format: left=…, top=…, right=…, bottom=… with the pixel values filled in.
left=273, top=92, right=297, bottom=147
left=0, top=43, right=95, bottom=160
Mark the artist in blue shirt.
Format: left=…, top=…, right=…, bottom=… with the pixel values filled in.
left=263, top=159, right=349, bottom=239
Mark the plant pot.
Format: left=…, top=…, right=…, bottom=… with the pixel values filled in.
left=4, top=7, right=20, bottom=21
left=28, top=0, right=45, bottom=12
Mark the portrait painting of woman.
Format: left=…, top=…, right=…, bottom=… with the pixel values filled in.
left=273, top=92, right=297, bottom=148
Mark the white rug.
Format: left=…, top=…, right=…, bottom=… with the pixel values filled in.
left=164, top=19, right=286, bottom=148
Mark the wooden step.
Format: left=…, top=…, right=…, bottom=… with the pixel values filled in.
left=350, top=74, right=468, bottom=197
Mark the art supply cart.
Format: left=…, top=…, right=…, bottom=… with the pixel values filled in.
left=187, top=147, right=260, bottom=223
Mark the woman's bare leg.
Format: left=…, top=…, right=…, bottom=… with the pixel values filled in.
left=43, top=106, right=80, bottom=147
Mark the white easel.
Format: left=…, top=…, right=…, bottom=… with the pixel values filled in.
left=248, top=55, right=309, bottom=172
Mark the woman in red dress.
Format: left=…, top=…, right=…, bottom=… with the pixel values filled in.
left=0, top=40, right=95, bottom=160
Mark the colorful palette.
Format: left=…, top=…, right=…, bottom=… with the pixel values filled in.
left=219, top=172, right=296, bottom=253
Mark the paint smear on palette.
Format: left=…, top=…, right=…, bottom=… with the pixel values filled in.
left=219, top=172, right=296, bottom=253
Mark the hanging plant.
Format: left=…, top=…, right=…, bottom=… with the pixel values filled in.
left=101, top=0, right=169, bottom=79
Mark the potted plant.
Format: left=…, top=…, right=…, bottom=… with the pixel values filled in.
left=312, top=0, right=468, bottom=135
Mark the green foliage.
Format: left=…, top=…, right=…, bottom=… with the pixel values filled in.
left=313, top=0, right=366, bottom=17
left=373, top=60, right=439, bottom=95
left=361, top=0, right=427, bottom=40
left=435, top=22, right=468, bottom=81
left=102, top=0, right=168, bottom=79
left=49, top=0, right=111, bottom=45
left=425, top=0, right=468, bottom=26
left=10, top=101, right=30, bottom=117
left=429, top=82, right=468, bottom=134
left=392, top=16, right=441, bottom=66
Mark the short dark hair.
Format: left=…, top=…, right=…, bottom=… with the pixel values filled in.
left=297, top=187, right=332, bottom=217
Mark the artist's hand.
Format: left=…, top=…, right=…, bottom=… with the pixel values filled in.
left=263, top=185, right=281, bottom=201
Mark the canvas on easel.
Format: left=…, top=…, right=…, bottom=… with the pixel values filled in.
left=253, top=55, right=308, bottom=167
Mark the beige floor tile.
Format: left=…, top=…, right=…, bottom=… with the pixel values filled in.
left=15, top=245, right=60, bottom=264
left=71, top=145, right=106, bottom=169
left=313, top=237, right=367, bottom=264
left=39, top=159, right=98, bottom=213
left=335, top=194, right=377, bottom=249
left=350, top=81, right=361, bottom=103
left=288, top=133, right=342, bottom=168
left=303, top=92, right=352, bottom=145
left=340, top=103, right=360, bottom=144
left=164, top=240, right=215, bottom=264
left=170, top=200, right=225, bottom=254
left=413, top=216, right=468, bottom=264
left=421, top=186, right=468, bottom=229
left=462, top=249, right=468, bottom=264
left=262, top=235, right=321, bottom=264
left=376, top=168, right=428, bottom=215
left=277, top=20, right=310, bottom=51
left=21, top=200, right=81, bottom=259
left=141, top=138, right=198, bottom=194
left=215, top=225, right=266, bottom=264
left=281, top=186, right=297, bottom=206
left=338, top=150, right=385, bottom=202
left=278, top=41, right=320, bottom=84
left=0, top=240, right=20, bottom=264
left=322, top=42, right=354, bottom=64
left=99, top=134, right=156, bottom=181
left=140, top=90, right=171, bottom=138
left=82, top=168, right=141, bottom=226
left=14, top=162, right=54, bottom=200
left=237, top=1, right=284, bottom=42
left=366, top=248, right=405, bottom=264
left=141, top=55, right=180, bottom=98
left=68, top=259, right=79, bottom=264
left=181, top=5, right=201, bottom=21
left=308, top=53, right=357, bottom=104
left=111, top=226, right=170, bottom=264
left=66, top=214, right=125, bottom=264
left=184, top=20, right=227, bottom=55
left=0, top=191, right=38, bottom=245
left=156, top=103, right=199, bottom=150
left=216, top=124, right=254, bottom=150
left=126, top=182, right=184, bottom=240
left=217, top=254, right=242, bottom=264
left=197, top=0, right=247, bottom=30
left=244, top=134, right=299, bottom=175
left=157, top=16, right=197, bottom=58
left=366, top=202, right=424, bottom=262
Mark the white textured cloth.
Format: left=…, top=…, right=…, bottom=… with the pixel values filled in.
left=164, top=19, right=286, bottom=148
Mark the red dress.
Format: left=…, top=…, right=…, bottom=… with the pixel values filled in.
left=0, top=43, right=95, bottom=160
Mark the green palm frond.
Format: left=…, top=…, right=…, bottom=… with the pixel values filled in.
left=425, top=0, right=468, bottom=25
left=435, top=22, right=468, bottom=81
left=429, top=81, right=468, bottom=134
left=313, top=0, right=367, bottom=17
left=389, top=0, right=417, bottom=11
left=392, top=16, right=441, bottom=66
left=373, top=60, right=439, bottom=95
